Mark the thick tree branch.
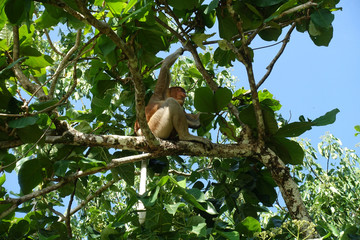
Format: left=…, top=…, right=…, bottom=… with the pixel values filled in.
left=259, top=147, right=318, bottom=238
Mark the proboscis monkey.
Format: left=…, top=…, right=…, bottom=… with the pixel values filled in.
left=135, top=48, right=212, bottom=224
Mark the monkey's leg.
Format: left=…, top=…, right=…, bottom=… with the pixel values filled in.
left=166, top=98, right=212, bottom=148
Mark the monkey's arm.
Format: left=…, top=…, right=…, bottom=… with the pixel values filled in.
left=186, top=113, right=201, bottom=129
left=152, top=48, right=184, bottom=100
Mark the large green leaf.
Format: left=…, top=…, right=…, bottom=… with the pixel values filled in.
left=18, top=159, right=44, bottom=194
left=168, top=0, right=200, bottom=10
left=117, top=163, right=135, bottom=186
left=165, top=202, right=186, bottom=215
left=17, top=124, right=45, bottom=144
left=35, top=9, right=59, bottom=29
left=194, top=87, right=232, bottom=113
left=259, top=25, right=282, bottom=41
left=214, top=87, right=233, bottom=112
left=239, top=103, right=278, bottom=135
left=268, top=137, right=304, bottom=165
left=8, top=219, right=30, bottom=239
left=8, top=116, right=39, bottom=129
left=237, top=217, right=261, bottom=237
left=275, top=108, right=339, bottom=138
left=313, top=108, right=340, bottom=126
left=216, top=8, right=239, bottom=41
left=214, top=47, right=236, bottom=67
left=309, top=22, right=333, bottom=46
left=253, top=0, right=285, bottom=7
left=311, top=9, right=334, bottom=29
left=276, top=121, right=313, bottom=138
left=5, top=0, right=26, bottom=24
left=24, top=55, right=54, bottom=69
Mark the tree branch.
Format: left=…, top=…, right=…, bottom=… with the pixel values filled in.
left=61, top=178, right=117, bottom=222
left=256, top=23, right=296, bottom=89
left=274, top=1, right=318, bottom=21
left=44, top=29, right=64, bottom=56
left=12, top=26, right=46, bottom=100
left=49, top=29, right=82, bottom=98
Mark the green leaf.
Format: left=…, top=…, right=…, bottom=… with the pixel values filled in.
left=355, top=125, right=360, bottom=136
left=214, top=87, right=232, bottom=112
left=262, top=105, right=278, bottom=135
left=216, top=8, right=239, bottom=41
left=24, top=55, right=54, bottom=69
left=192, top=33, right=216, bottom=50
left=168, top=0, right=200, bottom=10
left=276, top=122, right=313, bottom=138
left=8, top=220, right=30, bottom=239
left=238, top=216, right=261, bottom=236
left=259, top=26, right=282, bottom=41
left=105, top=0, right=127, bottom=15
left=8, top=116, right=39, bottom=128
left=194, top=87, right=232, bottom=113
left=117, top=163, right=135, bottom=186
left=35, top=9, right=59, bottom=29
left=194, top=87, right=215, bottom=113
left=20, top=46, right=42, bottom=57
left=30, top=99, right=58, bottom=111
left=141, top=186, right=160, bottom=207
left=309, top=23, right=333, bottom=46
left=18, top=159, right=44, bottom=194
left=217, top=230, right=240, bottom=240
left=312, top=108, right=340, bottom=126
left=79, top=157, right=106, bottom=171
left=98, top=35, right=117, bottom=57
left=205, top=0, right=219, bottom=14
left=214, top=47, right=235, bottom=67
left=165, top=202, right=186, bottom=215
left=5, top=0, right=26, bottom=24
left=239, top=104, right=278, bottom=135
left=254, top=177, right=277, bottom=206
left=265, top=0, right=297, bottom=22
left=0, top=174, right=5, bottom=186
left=311, top=9, right=334, bottom=29
left=17, top=125, right=45, bottom=144
left=188, top=216, right=206, bottom=237
left=253, top=0, right=285, bottom=7
left=268, top=137, right=304, bottom=165
left=54, top=160, right=71, bottom=177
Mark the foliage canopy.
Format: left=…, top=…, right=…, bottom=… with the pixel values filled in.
left=0, top=0, right=347, bottom=239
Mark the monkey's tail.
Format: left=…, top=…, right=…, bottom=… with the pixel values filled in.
left=138, top=160, right=147, bottom=224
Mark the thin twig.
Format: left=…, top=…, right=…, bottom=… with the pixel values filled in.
left=49, top=29, right=82, bottom=98
left=44, top=29, right=64, bottom=56
left=65, top=178, right=77, bottom=238
left=61, top=178, right=117, bottom=221
left=256, top=23, right=296, bottom=89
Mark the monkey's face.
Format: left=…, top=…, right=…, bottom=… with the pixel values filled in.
left=169, top=87, right=186, bottom=106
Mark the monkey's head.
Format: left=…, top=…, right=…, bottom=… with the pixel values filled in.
left=168, top=87, right=186, bottom=106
